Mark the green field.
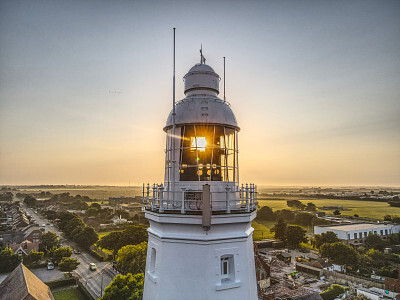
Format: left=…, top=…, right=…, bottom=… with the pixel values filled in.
left=53, top=287, right=87, bottom=300
left=253, top=196, right=400, bottom=241
left=19, top=186, right=143, bottom=200
left=257, top=197, right=400, bottom=220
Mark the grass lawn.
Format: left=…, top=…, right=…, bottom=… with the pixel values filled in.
left=252, top=220, right=274, bottom=241
left=20, top=186, right=142, bottom=200
left=97, top=230, right=120, bottom=238
left=252, top=219, right=314, bottom=242
left=53, top=287, right=87, bottom=300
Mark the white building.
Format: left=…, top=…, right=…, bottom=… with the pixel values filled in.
left=357, top=287, right=398, bottom=300
left=142, top=53, right=258, bottom=300
left=314, top=223, right=400, bottom=245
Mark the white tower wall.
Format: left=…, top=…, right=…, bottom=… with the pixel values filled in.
left=143, top=212, right=258, bottom=300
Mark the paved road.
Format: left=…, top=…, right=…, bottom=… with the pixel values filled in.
left=23, top=205, right=116, bottom=299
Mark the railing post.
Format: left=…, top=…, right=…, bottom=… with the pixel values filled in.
left=250, top=183, right=254, bottom=209
left=246, top=183, right=250, bottom=212
left=241, top=183, right=244, bottom=206
left=152, top=183, right=156, bottom=211
left=255, top=184, right=258, bottom=209
left=146, top=183, right=150, bottom=210
left=142, top=183, right=145, bottom=211
left=159, top=184, right=164, bottom=213
left=181, top=188, right=186, bottom=214
left=225, top=186, right=231, bottom=213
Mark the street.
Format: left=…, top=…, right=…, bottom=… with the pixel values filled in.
left=23, top=204, right=116, bottom=299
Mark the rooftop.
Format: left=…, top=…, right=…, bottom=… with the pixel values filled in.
left=0, top=264, right=54, bottom=300
left=317, top=223, right=393, bottom=232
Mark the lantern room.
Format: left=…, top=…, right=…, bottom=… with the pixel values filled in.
left=164, top=63, right=240, bottom=188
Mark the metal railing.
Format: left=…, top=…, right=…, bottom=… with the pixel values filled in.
left=142, top=183, right=257, bottom=214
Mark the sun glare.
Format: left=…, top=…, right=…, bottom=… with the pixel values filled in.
left=191, top=137, right=207, bottom=151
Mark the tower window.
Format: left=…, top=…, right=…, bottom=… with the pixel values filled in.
left=150, top=248, right=156, bottom=274
left=221, top=257, right=229, bottom=279
left=220, top=255, right=234, bottom=283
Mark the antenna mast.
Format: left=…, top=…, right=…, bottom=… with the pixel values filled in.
left=223, top=57, right=226, bottom=101
left=172, top=28, right=176, bottom=200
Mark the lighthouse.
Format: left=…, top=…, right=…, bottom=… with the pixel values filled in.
left=142, top=50, right=258, bottom=300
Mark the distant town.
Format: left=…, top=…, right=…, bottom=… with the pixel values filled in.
left=0, top=185, right=399, bottom=299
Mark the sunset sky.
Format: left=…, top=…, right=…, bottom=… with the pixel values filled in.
left=0, top=0, right=399, bottom=187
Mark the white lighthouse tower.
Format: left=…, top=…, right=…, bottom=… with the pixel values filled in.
left=142, top=50, right=258, bottom=300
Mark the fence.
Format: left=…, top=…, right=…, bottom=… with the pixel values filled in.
left=142, top=183, right=258, bottom=214
left=322, top=269, right=385, bottom=289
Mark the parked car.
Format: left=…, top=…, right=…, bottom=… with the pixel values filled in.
left=74, top=249, right=81, bottom=254
left=42, top=224, right=46, bottom=227
left=47, top=262, right=54, bottom=270
left=89, top=263, right=97, bottom=271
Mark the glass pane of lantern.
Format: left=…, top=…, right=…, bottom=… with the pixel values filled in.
left=211, top=165, right=222, bottom=181
left=225, top=128, right=235, bottom=150
left=227, top=150, right=234, bottom=168
left=180, top=166, right=198, bottom=181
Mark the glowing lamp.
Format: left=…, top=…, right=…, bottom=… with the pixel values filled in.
left=191, top=137, right=207, bottom=151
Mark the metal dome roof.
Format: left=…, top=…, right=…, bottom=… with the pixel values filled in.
left=183, top=63, right=220, bottom=95
left=164, top=97, right=239, bottom=131
left=186, top=63, right=216, bottom=73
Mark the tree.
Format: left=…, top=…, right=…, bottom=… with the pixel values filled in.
left=285, top=225, right=307, bottom=248
left=98, top=231, right=125, bottom=258
left=0, top=248, right=21, bottom=272
left=286, top=200, right=306, bottom=210
left=58, top=257, right=80, bottom=275
left=121, top=226, right=148, bottom=247
left=314, top=231, right=341, bottom=249
left=90, top=203, right=101, bottom=210
left=51, top=246, right=73, bottom=264
left=117, top=242, right=147, bottom=275
left=101, top=273, right=144, bottom=300
left=275, top=209, right=295, bottom=222
left=306, top=202, right=316, bottom=211
left=392, top=216, right=400, bottom=224
left=256, top=206, right=275, bottom=221
left=333, top=210, right=341, bottom=216
left=85, top=207, right=98, bottom=217
left=40, top=231, right=60, bottom=251
left=365, top=234, right=385, bottom=250
left=388, top=233, right=400, bottom=245
left=65, top=218, right=85, bottom=236
left=25, top=251, right=44, bottom=266
left=384, top=215, right=392, bottom=222
left=24, top=195, right=37, bottom=207
left=73, top=226, right=98, bottom=249
left=294, top=212, right=314, bottom=226
left=320, top=242, right=358, bottom=266
left=357, top=253, right=372, bottom=274
left=271, top=219, right=287, bottom=241
left=71, top=226, right=84, bottom=240
left=320, top=284, right=347, bottom=300
left=57, top=212, right=79, bottom=231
